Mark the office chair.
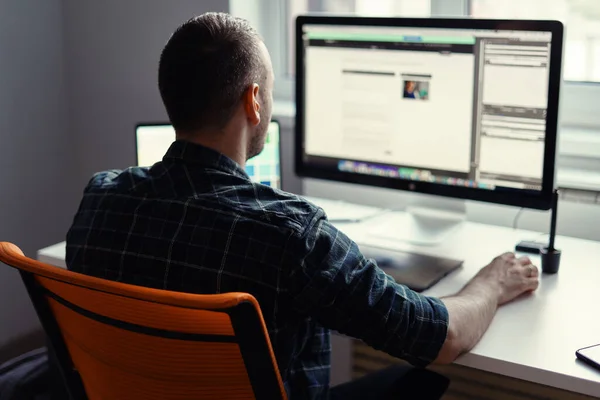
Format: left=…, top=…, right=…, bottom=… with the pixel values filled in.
left=0, top=242, right=287, bottom=400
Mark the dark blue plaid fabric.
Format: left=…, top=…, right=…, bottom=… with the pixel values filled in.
left=66, top=140, right=449, bottom=399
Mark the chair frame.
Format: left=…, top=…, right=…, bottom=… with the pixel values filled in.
left=1, top=243, right=286, bottom=400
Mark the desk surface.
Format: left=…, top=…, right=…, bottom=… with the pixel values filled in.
left=37, top=213, right=600, bottom=397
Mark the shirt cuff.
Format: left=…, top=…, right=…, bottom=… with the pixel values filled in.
left=401, top=296, right=449, bottom=367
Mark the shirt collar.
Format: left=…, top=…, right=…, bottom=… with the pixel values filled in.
left=163, top=140, right=250, bottom=180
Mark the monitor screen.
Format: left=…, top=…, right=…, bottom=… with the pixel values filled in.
left=135, top=121, right=281, bottom=189
left=295, top=17, right=563, bottom=210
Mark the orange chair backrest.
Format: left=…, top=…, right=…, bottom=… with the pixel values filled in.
left=0, top=242, right=287, bottom=400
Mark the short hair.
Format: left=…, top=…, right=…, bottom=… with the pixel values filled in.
left=158, top=13, right=264, bottom=132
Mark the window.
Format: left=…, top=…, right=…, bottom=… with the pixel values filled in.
left=471, top=0, right=600, bottom=83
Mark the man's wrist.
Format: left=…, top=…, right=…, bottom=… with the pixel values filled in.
left=461, top=275, right=501, bottom=309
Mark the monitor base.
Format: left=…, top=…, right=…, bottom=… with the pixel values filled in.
left=368, top=206, right=466, bottom=246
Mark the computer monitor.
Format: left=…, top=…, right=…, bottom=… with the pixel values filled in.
left=135, top=120, right=282, bottom=189
left=295, top=16, right=563, bottom=211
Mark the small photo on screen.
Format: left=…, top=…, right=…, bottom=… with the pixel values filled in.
left=402, top=80, right=430, bottom=100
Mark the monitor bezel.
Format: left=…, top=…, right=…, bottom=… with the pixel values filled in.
left=294, top=16, right=563, bottom=210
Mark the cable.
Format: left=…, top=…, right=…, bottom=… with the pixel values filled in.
left=512, top=207, right=525, bottom=230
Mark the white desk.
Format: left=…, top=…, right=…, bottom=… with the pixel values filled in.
left=37, top=213, right=600, bottom=398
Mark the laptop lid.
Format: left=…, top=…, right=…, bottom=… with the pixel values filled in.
left=134, top=120, right=281, bottom=189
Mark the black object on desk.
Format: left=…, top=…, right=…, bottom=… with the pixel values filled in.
left=541, top=189, right=561, bottom=274
left=514, top=189, right=561, bottom=273
left=359, top=244, right=463, bottom=292
left=515, top=240, right=546, bottom=255
left=576, top=343, right=600, bottom=372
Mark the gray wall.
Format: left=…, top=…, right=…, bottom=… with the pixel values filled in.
left=0, top=0, right=76, bottom=361
left=0, top=0, right=229, bottom=361
left=63, top=0, right=229, bottom=187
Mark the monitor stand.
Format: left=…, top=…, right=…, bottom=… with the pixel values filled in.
left=369, top=206, right=466, bottom=246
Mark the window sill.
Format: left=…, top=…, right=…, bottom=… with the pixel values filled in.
left=559, top=127, right=600, bottom=159
left=274, top=100, right=600, bottom=193
left=557, top=169, right=600, bottom=193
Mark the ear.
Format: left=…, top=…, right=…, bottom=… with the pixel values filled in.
left=243, top=83, right=261, bottom=127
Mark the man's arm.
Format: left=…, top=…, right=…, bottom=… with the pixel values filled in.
left=434, top=279, right=498, bottom=363
left=435, top=252, right=539, bottom=363
left=288, top=214, right=450, bottom=366
left=289, top=213, right=539, bottom=366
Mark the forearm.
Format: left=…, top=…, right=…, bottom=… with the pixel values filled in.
left=294, top=216, right=452, bottom=366
left=435, top=277, right=499, bottom=363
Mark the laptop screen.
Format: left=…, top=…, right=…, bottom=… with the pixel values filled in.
left=135, top=121, right=281, bottom=189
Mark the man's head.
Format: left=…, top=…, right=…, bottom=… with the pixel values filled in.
left=405, top=81, right=416, bottom=93
left=158, top=13, right=273, bottom=160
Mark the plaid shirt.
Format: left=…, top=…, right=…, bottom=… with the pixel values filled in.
left=66, top=140, right=449, bottom=399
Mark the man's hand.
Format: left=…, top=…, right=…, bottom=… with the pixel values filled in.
left=434, top=252, right=540, bottom=364
left=472, top=252, right=540, bottom=306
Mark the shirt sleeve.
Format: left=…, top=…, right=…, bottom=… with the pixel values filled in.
left=288, top=210, right=449, bottom=367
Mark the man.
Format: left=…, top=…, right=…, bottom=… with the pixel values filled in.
left=66, top=12, right=539, bottom=400
left=404, top=80, right=418, bottom=98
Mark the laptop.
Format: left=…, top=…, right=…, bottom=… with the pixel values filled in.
left=134, top=120, right=282, bottom=189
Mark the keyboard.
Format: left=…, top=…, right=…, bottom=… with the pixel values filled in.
left=302, top=196, right=385, bottom=222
